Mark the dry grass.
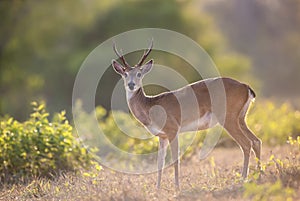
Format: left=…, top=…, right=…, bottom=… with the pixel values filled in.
left=1, top=146, right=299, bottom=201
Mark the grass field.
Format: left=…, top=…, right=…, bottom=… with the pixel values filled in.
left=1, top=145, right=299, bottom=201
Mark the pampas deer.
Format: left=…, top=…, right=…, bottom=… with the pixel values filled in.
left=111, top=40, right=261, bottom=189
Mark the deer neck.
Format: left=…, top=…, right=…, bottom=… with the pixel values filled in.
left=126, top=87, right=151, bottom=126
left=127, top=87, right=148, bottom=108
left=126, top=89, right=137, bottom=101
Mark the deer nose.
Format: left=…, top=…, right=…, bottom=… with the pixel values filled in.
left=128, top=82, right=135, bottom=90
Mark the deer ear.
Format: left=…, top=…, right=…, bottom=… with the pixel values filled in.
left=112, top=60, right=125, bottom=75
left=141, top=59, right=153, bottom=75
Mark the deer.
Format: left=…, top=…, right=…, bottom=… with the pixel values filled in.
left=111, top=40, right=262, bottom=189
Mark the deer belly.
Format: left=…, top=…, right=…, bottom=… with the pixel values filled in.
left=179, top=112, right=212, bottom=132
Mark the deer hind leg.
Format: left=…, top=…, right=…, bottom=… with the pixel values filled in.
left=157, top=137, right=168, bottom=189
left=168, top=134, right=180, bottom=189
left=239, top=94, right=262, bottom=170
left=223, top=119, right=252, bottom=178
left=239, top=116, right=262, bottom=170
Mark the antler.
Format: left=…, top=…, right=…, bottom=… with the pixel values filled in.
left=137, top=39, right=153, bottom=67
left=113, top=41, right=130, bottom=69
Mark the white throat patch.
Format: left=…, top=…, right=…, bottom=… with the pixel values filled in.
left=126, top=90, right=135, bottom=102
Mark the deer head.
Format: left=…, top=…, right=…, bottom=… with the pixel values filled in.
left=112, top=40, right=153, bottom=92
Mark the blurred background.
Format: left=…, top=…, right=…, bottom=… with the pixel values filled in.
left=1, top=0, right=300, bottom=120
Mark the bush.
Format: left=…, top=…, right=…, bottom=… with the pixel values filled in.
left=243, top=136, right=300, bottom=200
left=0, top=102, right=94, bottom=181
left=243, top=180, right=295, bottom=201
left=76, top=100, right=300, bottom=161
left=74, top=103, right=158, bottom=157
left=247, top=101, right=300, bottom=145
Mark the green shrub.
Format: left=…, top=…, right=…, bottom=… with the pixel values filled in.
left=76, top=100, right=300, bottom=160
left=0, top=102, right=94, bottom=181
left=243, top=136, right=300, bottom=201
left=74, top=103, right=158, bottom=157
left=218, top=101, right=300, bottom=147
left=243, top=180, right=295, bottom=201
left=247, top=101, right=300, bottom=145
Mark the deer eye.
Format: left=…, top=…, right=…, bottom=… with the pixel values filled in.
left=124, top=72, right=128, bottom=78
left=136, top=72, right=142, bottom=78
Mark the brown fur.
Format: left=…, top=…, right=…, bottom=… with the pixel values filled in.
left=127, top=77, right=261, bottom=188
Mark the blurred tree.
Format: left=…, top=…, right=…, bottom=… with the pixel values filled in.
left=206, top=0, right=300, bottom=100
left=0, top=0, right=107, bottom=119
left=0, top=0, right=253, bottom=120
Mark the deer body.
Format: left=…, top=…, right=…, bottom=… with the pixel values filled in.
left=127, top=78, right=225, bottom=137
left=112, top=41, right=262, bottom=189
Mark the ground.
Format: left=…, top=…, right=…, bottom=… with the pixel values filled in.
left=1, top=146, right=299, bottom=201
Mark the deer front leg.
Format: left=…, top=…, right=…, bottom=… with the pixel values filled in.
left=157, top=137, right=168, bottom=189
left=169, top=134, right=180, bottom=189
